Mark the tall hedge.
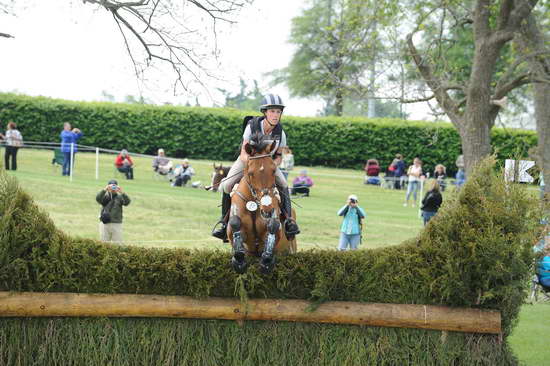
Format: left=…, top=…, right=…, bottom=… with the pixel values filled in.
left=0, top=157, right=542, bottom=365
left=0, top=93, right=537, bottom=174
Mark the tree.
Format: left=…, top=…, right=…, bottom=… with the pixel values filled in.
left=515, top=13, right=550, bottom=194
left=406, top=0, right=547, bottom=173
left=218, top=78, right=263, bottom=111
left=1, top=1, right=253, bottom=93
left=272, top=0, right=395, bottom=116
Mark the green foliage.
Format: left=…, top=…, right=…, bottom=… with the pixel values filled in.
left=0, top=93, right=537, bottom=174
left=218, top=78, right=263, bottom=111
left=271, top=0, right=393, bottom=116
left=0, top=157, right=542, bottom=365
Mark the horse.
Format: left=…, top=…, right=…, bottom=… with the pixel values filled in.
left=227, top=134, right=297, bottom=274
left=205, top=163, right=229, bottom=192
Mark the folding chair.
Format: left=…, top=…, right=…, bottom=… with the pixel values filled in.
left=51, top=148, right=64, bottom=171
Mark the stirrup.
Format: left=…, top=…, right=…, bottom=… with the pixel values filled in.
left=211, top=221, right=228, bottom=242
left=284, top=219, right=300, bottom=240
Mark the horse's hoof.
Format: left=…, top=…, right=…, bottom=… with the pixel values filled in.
left=259, top=255, right=276, bottom=275
left=231, top=255, right=248, bottom=274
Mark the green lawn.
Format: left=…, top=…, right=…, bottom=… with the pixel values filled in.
left=4, top=147, right=549, bottom=365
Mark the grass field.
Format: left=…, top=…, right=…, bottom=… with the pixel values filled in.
left=3, top=147, right=549, bottom=365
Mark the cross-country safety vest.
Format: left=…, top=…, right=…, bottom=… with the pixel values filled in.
left=242, top=116, right=284, bottom=141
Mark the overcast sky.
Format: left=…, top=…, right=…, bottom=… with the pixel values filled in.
left=0, top=0, right=431, bottom=118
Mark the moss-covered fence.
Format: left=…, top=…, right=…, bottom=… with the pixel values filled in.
left=0, top=158, right=541, bottom=365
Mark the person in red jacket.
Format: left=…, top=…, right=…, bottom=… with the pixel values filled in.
left=115, top=149, right=134, bottom=180
left=364, top=159, right=381, bottom=185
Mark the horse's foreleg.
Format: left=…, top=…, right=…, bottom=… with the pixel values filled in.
left=229, top=215, right=247, bottom=274
left=260, top=218, right=280, bottom=274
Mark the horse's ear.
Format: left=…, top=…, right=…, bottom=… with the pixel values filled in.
left=213, top=163, right=217, bottom=169
left=269, top=140, right=277, bottom=154
left=244, top=143, right=253, bottom=156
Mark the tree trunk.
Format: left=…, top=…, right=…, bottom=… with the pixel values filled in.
left=535, top=82, right=550, bottom=195
left=335, top=88, right=343, bottom=116
left=517, top=16, right=550, bottom=196
left=462, top=39, right=500, bottom=174
left=459, top=120, right=493, bottom=174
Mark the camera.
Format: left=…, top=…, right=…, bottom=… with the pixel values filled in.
left=350, top=199, right=357, bottom=204
left=111, top=184, right=118, bottom=190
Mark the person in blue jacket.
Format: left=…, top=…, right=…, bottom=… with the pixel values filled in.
left=537, top=244, right=550, bottom=289
left=60, top=122, right=83, bottom=176
left=337, top=194, right=366, bottom=251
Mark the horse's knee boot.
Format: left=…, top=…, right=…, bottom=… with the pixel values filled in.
left=229, top=216, right=247, bottom=274
left=260, top=232, right=280, bottom=274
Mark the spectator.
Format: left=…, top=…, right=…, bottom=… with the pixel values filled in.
left=0, top=121, right=23, bottom=171
left=404, top=157, right=423, bottom=207
left=152, top=148, right=173, bottom=175
left=60, top=122, right=83, bottom=176
left=115, top=149, right=134, bottom=180
left=96, top=179, right=131, bottom=243
left=337, top=194, right=366, bottom=251
left=455, top=154, right=466, bottom=190
left=280, top=147, right=294, bottom=181
left=434, top=164, right=447, bottom=192
left=364, top=159, right=381, bottom=185
left=536, top=245, right=550, bottom=288
left=420, top=180, right=443, bottom=225
left=172, top=158, right=195, bottom=187
left=292, top=169, right=314, bottom=196
left=392, top=154, right=406, bottom=189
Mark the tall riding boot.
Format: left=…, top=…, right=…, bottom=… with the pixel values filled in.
left=212, top=193, right=231, bottom=242
left=279, top=187, right=300, bottom=240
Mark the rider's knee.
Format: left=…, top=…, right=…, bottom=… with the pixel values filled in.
left=221, top=181, right=233, bottom=194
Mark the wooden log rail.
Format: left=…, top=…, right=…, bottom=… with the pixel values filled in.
left=0, top=292, right=501, bottom=334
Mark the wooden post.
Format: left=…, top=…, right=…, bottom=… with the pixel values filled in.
left=0, top=292, right=501, bottom=334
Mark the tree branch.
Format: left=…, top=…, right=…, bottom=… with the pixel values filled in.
left=81, top=0, right=252, bottom=95
left=0, top=32, right=14, bottom=38
left=494, top=72, right=531, bottom=98
left=406, top=31, right=461, bottom=122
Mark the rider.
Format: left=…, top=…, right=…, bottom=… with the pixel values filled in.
left=212, top=94, right=300, bottom=241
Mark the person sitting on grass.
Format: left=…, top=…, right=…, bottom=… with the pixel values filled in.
left=152, top=148, right=173, bottom=175
left=172, top=158, right=195, bottom=187
left=115, top=149, right=134, bottom=180
left=292, top=169, right=314, bottom=196
left=364, top=158, right=381, bottom=185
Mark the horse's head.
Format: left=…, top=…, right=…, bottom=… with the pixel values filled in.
left=208, top=163, right=228, bottom=192
left=244, top=133, right=278, bottom=213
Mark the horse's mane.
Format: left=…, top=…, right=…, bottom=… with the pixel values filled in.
left=248, top=132, right=273, bottom=154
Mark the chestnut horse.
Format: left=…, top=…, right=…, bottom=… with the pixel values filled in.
left=227, top=134, right=297, bottom=274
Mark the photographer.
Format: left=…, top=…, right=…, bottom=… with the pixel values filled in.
left=337, top=194, right=366, bottom=251
left=96, top=179, right=131, bottom=243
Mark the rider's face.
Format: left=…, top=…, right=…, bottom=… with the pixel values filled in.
left=265, top=108, right=282, bottom=124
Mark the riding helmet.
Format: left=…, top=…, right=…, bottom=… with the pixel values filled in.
left=259, top=94, right=285, bottom=112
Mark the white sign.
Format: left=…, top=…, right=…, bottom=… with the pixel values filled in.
left=504, top=159, right=535, bottom=183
